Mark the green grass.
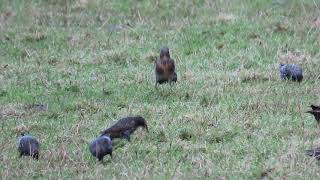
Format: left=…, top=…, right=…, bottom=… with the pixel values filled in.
left=1, top=0, right=320, bottom=178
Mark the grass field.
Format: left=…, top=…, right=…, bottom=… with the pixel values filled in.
left=1, top=0, right=320, bottom=179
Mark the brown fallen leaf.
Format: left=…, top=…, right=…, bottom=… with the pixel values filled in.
left=261, top=168, right=275, bottom=178
left=144, top=51, right=157, bottom=63
left=274, top=23, right=288, bottom=32
left=248, top=33, right=260, bottom=39
left=35, top=32, right=46, bottom=41
left=24, top=32, right=46, bottom=42
left=241, top=73, right=269, bottom=83
left=216, top=44, right=224, bottom=50
left=13, top=124, right=42, bottom=134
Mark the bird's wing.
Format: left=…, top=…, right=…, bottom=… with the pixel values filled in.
left=168, top=58, right=175, bottom=73
left=155, top=59, right=164, bottom=74
left=162, top=58, right=175, bottom=75
left=101, top=125, right=123, bottom=134
left=101, top=118, right=135, bottom=135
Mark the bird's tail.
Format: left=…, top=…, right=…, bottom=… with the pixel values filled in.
left=144, top=124, right=149, bottom=132
left=306, top=149, right=314, bottom=156
left=305, top=149, right=318, bottom=157
left=311, top=105, right=320, bottom=110
left=305, top=111, right=313, bottom=114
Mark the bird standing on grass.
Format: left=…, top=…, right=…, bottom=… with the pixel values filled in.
left=306, top=104, right=320, bottom=124
left=305, top=147, right=320, bottom=160
left=100, top=116, right=148, bottom=141
left=155, top=47, right=177, bottom=88
left=18, top=133, right=40, bottom=159
left=89, top=135, right=112, bottom=161
left=279, top=63, right=303, bottom=82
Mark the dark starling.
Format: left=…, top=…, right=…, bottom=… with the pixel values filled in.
left=89, top=135, right=112, bottom=161
left=100, top=116, right=148, bottom=141
left=18, top=133, right=40, bottom=159
left=279, top=63, right=303, bottom=82
left=305, top=147, right=320, bottom=160
left=155, top=47, right=177, bottom=87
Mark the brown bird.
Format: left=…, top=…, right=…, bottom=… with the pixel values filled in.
left=155, top=47, right=177, bottom=88
left=306, top=105, right=320, bottom=124
left=305, top=147, right=320, bottom=160
left=101, top=116, right=148, bottom=141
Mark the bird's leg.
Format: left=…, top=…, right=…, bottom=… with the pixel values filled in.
left=155, top=82, right=158, bottom=90
left=124, top=135, right=131, bottom=142
left=169, top=74, right=176, bottom=89
left=98, top=157, right=103, bottom=161
left=34, top=154, right=39, bottom=160
left=122, top=131, right=131, bottom=142
left=169, top=80, right=174, bottom=93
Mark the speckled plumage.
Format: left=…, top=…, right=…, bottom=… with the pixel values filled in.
left=101, top=116, right=148, bottom=141
left=18, top=134, right=40, bottom=159
left=279, top=63, right=303, bottom=82
left=89, top=135, right=112, bottom=161
left=155, top=47, right=177, bottom=86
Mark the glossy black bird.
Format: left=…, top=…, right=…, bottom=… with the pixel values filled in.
left=89, top=135, right=112, bottom=161
left=279, top=63, right=303, bottom=82
left=18, top=133, right=40, bottom=159
left=155, top=47, right=177, bottom=87
left=306, top=104, right=320, bottom=124
left=305, top=147, right=320, bottom=160
left=101, top=116, right=148, bottom=141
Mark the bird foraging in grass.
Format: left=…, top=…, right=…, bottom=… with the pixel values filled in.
left=100, top=116, right=148, bottom=141
left=89, top=135, right=112, bottom=161
left=279, top=63, right=303, bottom=82
left=155, top=47, right=177, bottom=88
left=305, top=147, right=320, bottom=160
left=306, top=105, right=320, bottom=124
left=18, top=133, right=40, bottom=159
